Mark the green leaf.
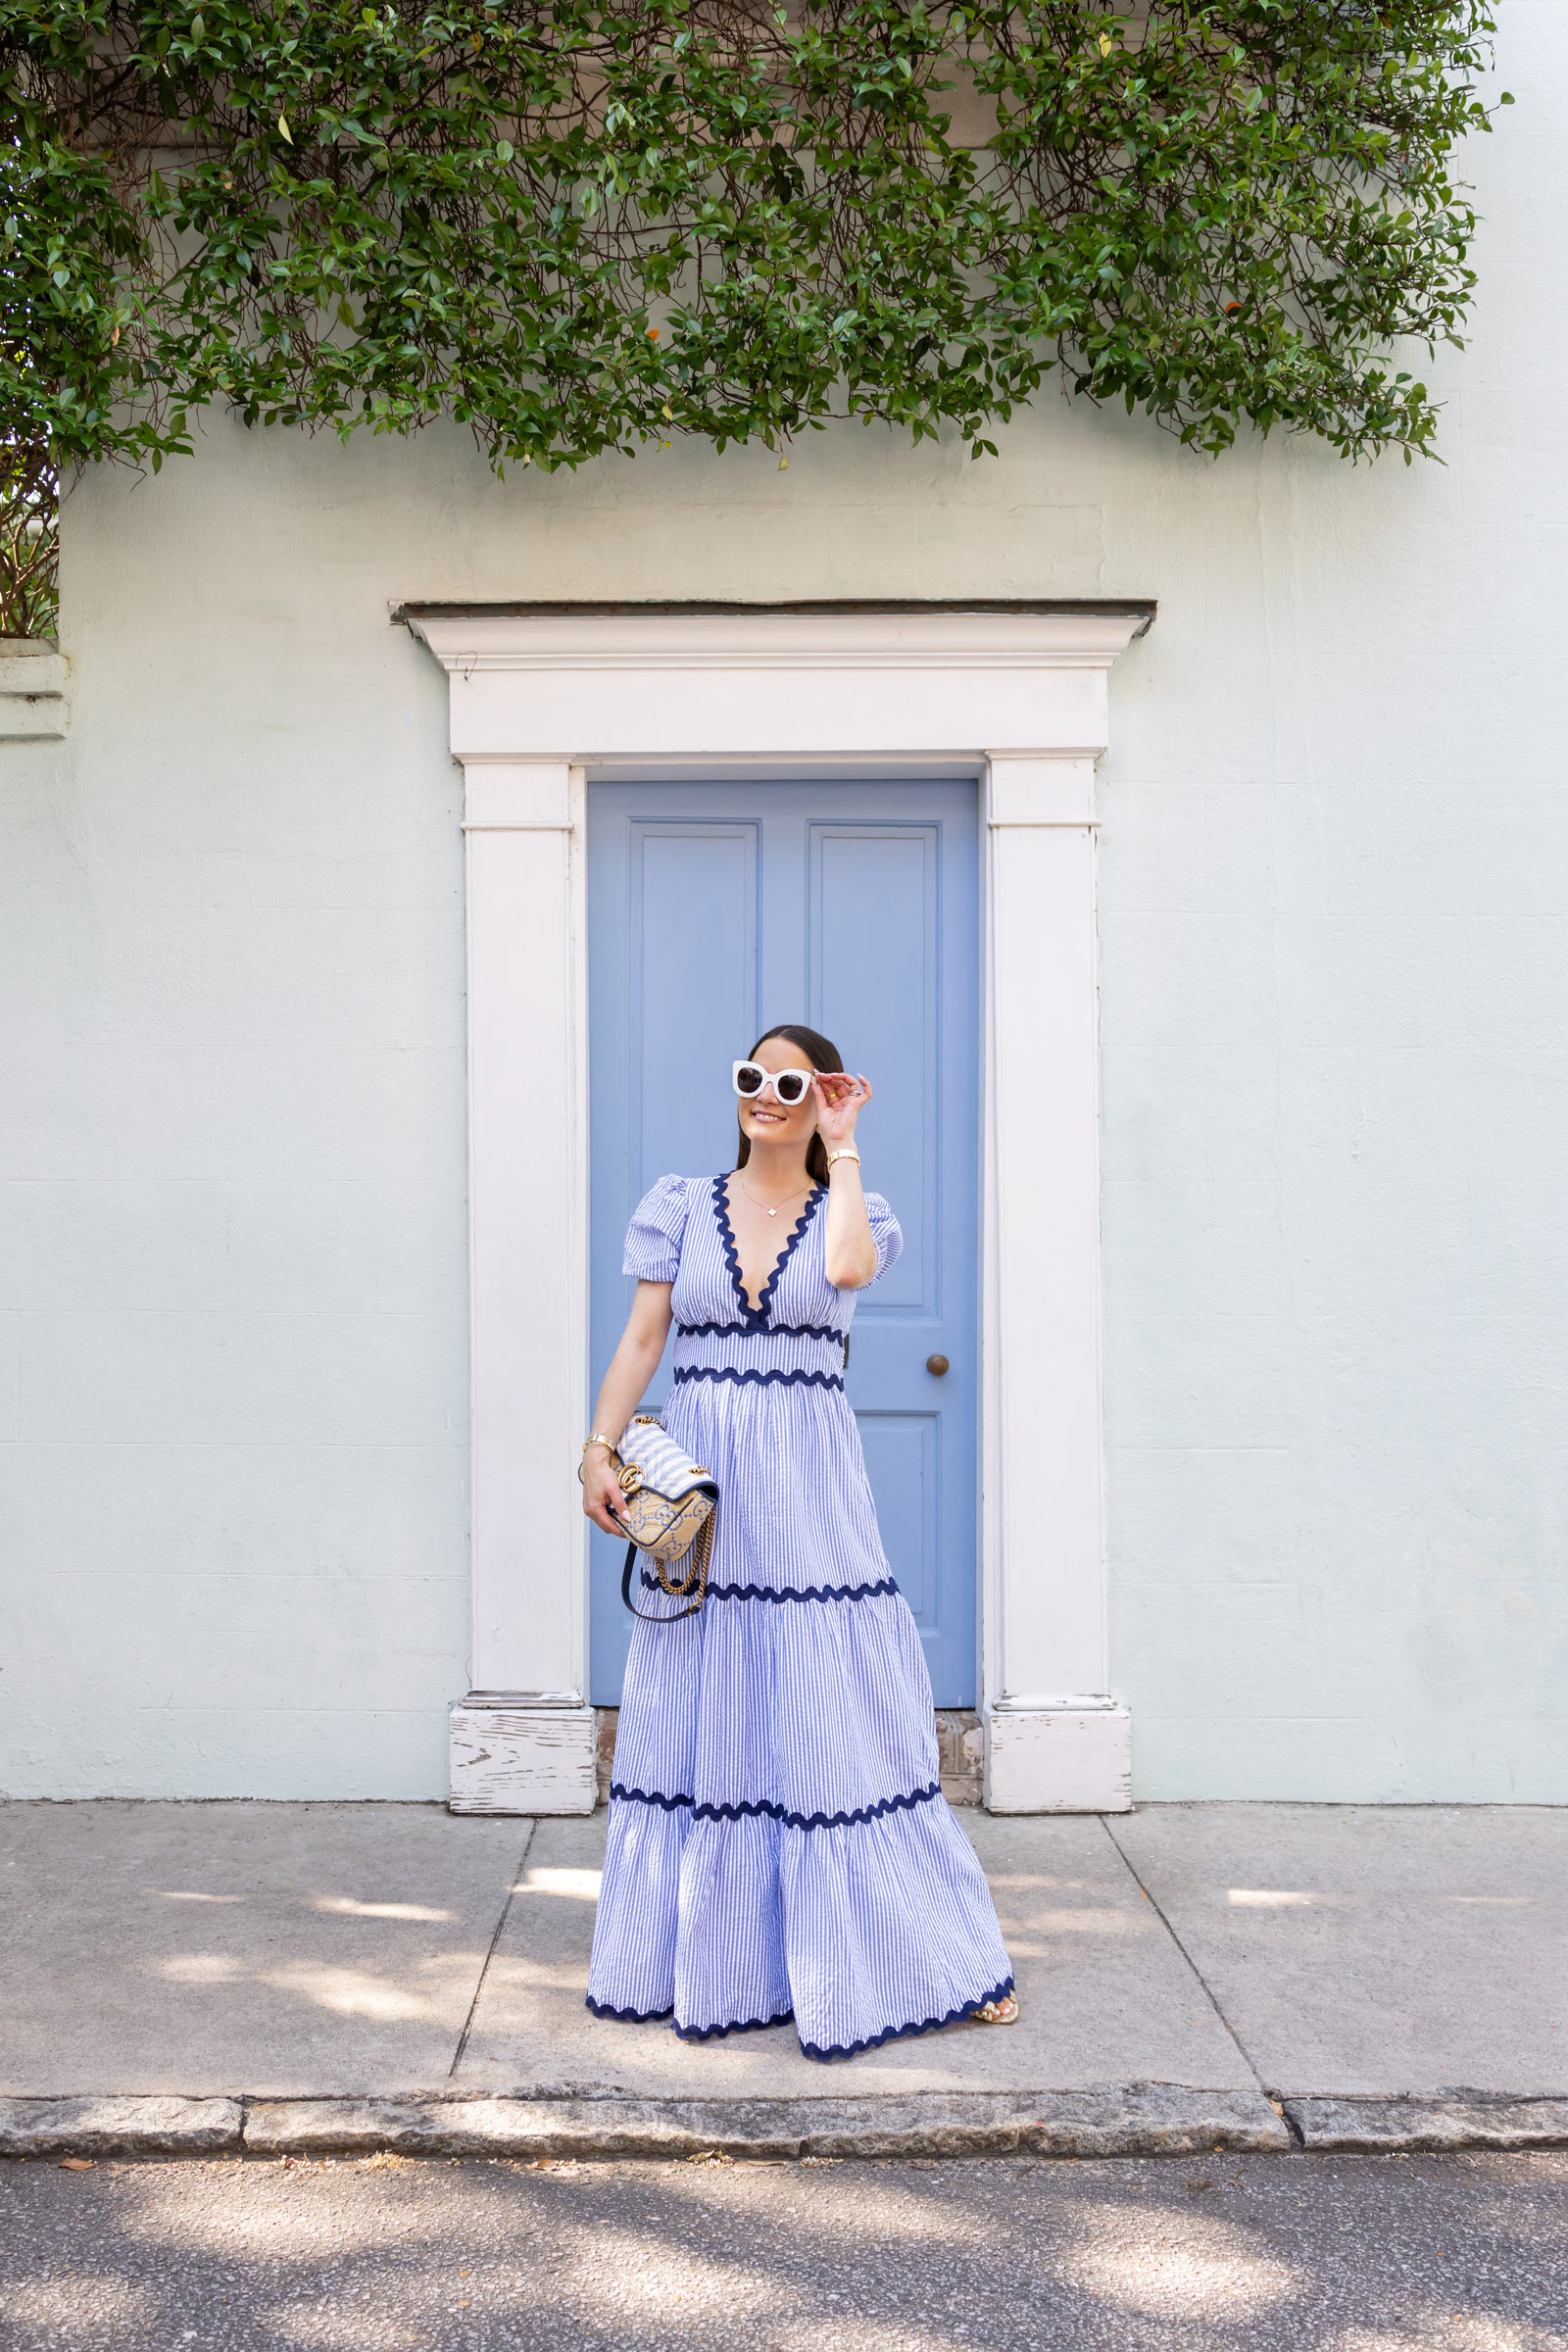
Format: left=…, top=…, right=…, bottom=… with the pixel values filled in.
left=1, top=0, right=1497, bottom=488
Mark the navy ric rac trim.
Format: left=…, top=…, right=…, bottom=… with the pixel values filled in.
left=798, top=1977, right=1017, bottom=2064
left=609, top=1781, right=941, bottom=1833
left=713, top=1176, right=825, bottom=1330
left=640, top=1566, right=898, bottom=1605
left=671, top=1364, right=844, bottom=1394
left=676, top=1319, right=843, bottom=1343
left=585, top=1994, right=795, bottom=2041
left=673, top=2007, right=795, bottom=2045
left=584, top=1981, right=1016, bottom=2062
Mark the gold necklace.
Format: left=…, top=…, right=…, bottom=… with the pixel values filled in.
left=738, top=1172, right=809, bottom=1219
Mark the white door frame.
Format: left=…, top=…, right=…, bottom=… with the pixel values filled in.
left=407, top=603, right=1152, bottom=1814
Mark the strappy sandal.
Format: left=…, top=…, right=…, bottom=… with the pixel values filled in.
left=971, top=1992, right=1020, bottom=2026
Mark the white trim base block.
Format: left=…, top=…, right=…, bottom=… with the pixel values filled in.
left=0, top=647, right=70, bottom=739
left=984, top=1705, right=1133, bottom=1814
left=449, top=1703, right=598, bottom=1816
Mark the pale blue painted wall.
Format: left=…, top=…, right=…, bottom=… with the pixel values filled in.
left=0, top=6, right=1560, bottom=1798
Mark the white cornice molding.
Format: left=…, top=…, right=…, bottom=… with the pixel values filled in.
left=408, top=605, right=1152, bottom=766
left=408, top=609, right=1151, bottom=676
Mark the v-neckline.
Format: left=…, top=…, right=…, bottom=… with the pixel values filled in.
left=714, top=1174, right=825, bottom=1325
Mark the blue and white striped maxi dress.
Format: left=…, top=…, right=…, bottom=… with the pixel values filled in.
left=586, top=1172, right=1012, bottom=2062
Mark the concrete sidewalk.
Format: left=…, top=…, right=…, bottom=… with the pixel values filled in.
left=2, top=1801, right=1566, bottom=2160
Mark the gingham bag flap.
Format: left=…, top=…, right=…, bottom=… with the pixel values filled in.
left=615, top=1415, right=717, bottom=1507
left=613, top=1415, right=716, bottom=1621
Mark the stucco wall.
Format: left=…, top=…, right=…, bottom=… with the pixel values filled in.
left=2, top=6, right=1562, bottom=1800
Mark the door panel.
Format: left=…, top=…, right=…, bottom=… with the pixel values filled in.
left=629, top=823, right=759, bottom=1184
left=587, top=779, right=979, bottom=1704
left=809, top=825, right=937, bottom=1314
left=855, top=1411, right=938, bottom=1624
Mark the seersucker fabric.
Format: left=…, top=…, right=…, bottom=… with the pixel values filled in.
left=586, top=1171, right=1013, bottom=2061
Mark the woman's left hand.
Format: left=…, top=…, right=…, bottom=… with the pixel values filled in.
left=813, top=1071, right=871, bottom=1149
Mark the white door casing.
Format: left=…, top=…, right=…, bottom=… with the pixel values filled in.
left=408, top=605, right=1152, bottom=1814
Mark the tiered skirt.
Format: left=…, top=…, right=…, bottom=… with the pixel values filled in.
left=585, top=1378, right=1012, bottom=2060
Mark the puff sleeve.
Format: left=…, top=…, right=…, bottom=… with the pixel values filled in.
left=622, top=1174, right=691, bottom=1282
left=862, top=1190, right=904, bottom=1282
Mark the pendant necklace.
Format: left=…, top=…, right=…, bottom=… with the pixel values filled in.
left=739, top=1174, right=809, bottom=1219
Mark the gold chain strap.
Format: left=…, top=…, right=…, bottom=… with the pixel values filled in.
left=657, top=1507, right=714, bottom=1601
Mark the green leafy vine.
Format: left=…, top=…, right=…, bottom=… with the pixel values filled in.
left=1, top=0, right=1505, bottom=559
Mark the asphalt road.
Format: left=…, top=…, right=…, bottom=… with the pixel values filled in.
left=1, top=2149, right=1565, bottom=2349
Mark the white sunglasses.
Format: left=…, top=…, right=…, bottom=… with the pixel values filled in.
left=733, top=1059, right=816, bottom=1107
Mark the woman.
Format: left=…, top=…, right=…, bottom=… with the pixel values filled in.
left=580, top=1023, right=1015, bottom=2060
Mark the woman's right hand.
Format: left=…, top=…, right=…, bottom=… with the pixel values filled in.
left=581, top=1446, right=630, bottom=1538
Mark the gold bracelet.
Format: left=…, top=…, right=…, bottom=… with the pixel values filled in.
left=581, top=1433, right=615, bottom=1453
left=826, top=1150, right=860, bottom=1170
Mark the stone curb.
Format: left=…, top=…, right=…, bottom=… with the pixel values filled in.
left=0, top=2087, right=1287, bottom=2162
left=1284, top=2096, right=1568, bottom=2154
left=0, top=2098, right=244, bottom=2158
left=244, top=2085, right=1291, bottom=2160
left=10, top=2090, right=1567, bottom=2162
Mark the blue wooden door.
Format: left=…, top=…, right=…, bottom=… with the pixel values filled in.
left=587, top=779, right=979, bottom=1706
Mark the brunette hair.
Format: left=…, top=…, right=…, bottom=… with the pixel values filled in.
left=736, top=1022, right=843, bottom=1186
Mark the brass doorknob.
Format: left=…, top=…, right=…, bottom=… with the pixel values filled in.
left=925, top=1353, right=950, bottom=1376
